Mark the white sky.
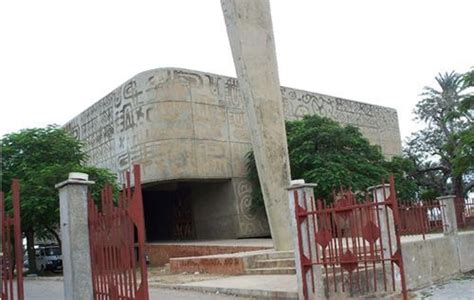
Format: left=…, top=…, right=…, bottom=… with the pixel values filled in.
left=1, top=0, right=473, bottom=144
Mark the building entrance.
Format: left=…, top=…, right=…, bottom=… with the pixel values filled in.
left=142, top=180, right=237, bottom=242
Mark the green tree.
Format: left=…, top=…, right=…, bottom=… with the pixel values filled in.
left=405, top=71, right=473, bottom=198
left=1, top=125, right=117, bottom=274
left=247, top=114, right=417, bottom=208
left=452, top=69, right=474, bottom=183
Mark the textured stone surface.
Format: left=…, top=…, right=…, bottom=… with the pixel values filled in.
left=437, top=195, right=458, bottom=235
left=169, top=249, right=295, bottom=276
left=221, top=0, right=292, bottom=250
left=57, top=180, right=94, bottom=300
left=413, top=271, right=474, bottom=299
left=178, top=275, right=298, bottom=299
left=190, top=181, right=239, bottom=239
left=145, top=243, right=271, bottom=266
left=65, top=67, right=402, bottom=240
left=171, top=256, right=246, bottom=275
left=401, top=231, right=474, bottom=290
left=24, top=278, right=251, bottom=300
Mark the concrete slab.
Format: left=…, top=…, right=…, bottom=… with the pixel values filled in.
left=169, top=249, right=294, bottom=275
left=401, top=233, right=444, bottom=243
left=149, top=238, right=273, bottom=247
left=146, top=239, right=273, bottom=266
left=152, top=275, right=298, bottom=299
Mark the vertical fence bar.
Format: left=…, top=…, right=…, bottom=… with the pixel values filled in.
left=12, top=180, right=24, bottom=300
left=88, top=165, right=149, bottom=300
left=132, top=165, right=149, bottom=300
left=0, top=181, right=25, bottom=300
left=388, top=176, right=408, bottom=300
left=0, top=191, right=5, bottom=300
left=7, top=217, right=13, bottom=300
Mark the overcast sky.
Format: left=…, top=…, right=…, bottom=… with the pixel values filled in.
left=1, top=0, right=473, bottom=143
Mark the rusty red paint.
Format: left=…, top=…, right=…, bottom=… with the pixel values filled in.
left=1, top=179, right=24, bottom=300
left=398, top=199, right=445, bottom=239
left=88, top=165, right=149, bottom=300
left=456, top=197, right=474, bottom=228
left=293, top=177, right=408, bottom=300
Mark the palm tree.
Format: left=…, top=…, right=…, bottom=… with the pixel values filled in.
left=409, top=71, right=471, bottom=199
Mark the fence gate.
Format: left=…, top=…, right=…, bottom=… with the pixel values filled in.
left=0, top=179, right=24, bottom=300
left=292, top=177, right=407, bottom=300
left=88, top=165, right=149, bottom=300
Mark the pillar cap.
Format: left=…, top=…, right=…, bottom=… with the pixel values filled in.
left=436, top=195, right=456, bottom=201
left=55, top=173, right=95, bottom=189
left=68, top=172, right=89, bottom=181
left=287, top=179, right=317, bottom=190
left=367, top=183, right=390, bottom=192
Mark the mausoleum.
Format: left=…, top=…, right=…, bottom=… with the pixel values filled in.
left=65, top=67, right=402, bottom=243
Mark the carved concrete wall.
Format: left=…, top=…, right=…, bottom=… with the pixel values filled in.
left=65, top=68, right=402, bottom=238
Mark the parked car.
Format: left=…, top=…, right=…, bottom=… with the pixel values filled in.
left=35, top=245, right=62, bottom=272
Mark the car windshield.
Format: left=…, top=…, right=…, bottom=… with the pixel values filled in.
left=44, top=248, right=61, bottom=256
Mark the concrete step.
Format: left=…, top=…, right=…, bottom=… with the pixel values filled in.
left=246, top=267, right=296, bottom=275
left=264, top=250, right=294, bottom=260
left=255, top=258, right=295, bottom=269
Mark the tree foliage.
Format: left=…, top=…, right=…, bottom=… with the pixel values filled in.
left=405, top=71, right=473, bottom=198
left=453, top=69, right=474, bottom=179
left=247, top=115, right=416, bottom=208
left=1, top=125, right=117, bottom=273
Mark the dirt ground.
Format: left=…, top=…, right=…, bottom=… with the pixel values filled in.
left=147, top=265, right=229, bottom=285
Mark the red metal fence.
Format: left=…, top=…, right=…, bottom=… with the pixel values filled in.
left=88, top=165, right=149, bottom=300
left=397, top=196, right=474, bottom=237
left=293, top=177, right=407, bottom=300
left=0, top=179, right=24, bottom=300
left=398, top=199, right=445, bottom=239
left=457, top=197, right=474, bottom=229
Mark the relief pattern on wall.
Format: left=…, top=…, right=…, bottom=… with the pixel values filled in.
left=66, top=68, right=401, bottom=172
left=65, top=68, right=402, bottom=237
left=233, top=178, right=270, bottom=237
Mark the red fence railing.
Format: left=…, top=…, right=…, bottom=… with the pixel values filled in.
left=397, top=197, right=474, bottom=237
left=292, top=177, right=407, bottom=300
left=398, top=200, right=446, bottom=239
left=0, top=179, right=24, bottom=300
left=456, top=197, right=474, bottom=229
left=88, top=165, right=149, bottom=300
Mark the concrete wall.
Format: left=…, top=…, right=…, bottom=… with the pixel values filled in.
left=455, top=231, right=474, bottom=272
left=191, top=181, right=239, bottom=239
left=65, top=67, right=402, bottom=239
left=402, top=231, right=474, bottom=290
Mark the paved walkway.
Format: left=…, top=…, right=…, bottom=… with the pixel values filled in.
left=24, top=278, right=249, bottom=300
left=413, top=272, right=474, bottom=300
left=155, top=275, right=297, bottom=299
left=24, top=272, right=474, bottom=299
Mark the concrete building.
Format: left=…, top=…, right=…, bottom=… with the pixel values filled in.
left=65, top=67, right=402, bottom=242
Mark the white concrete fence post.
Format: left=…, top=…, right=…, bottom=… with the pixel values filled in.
left=437, top=195, right=458, bottom=235
left=56, top=172, right=95, bottom=300
left=367, top=183, right=406, bottom=294
left=367, top=184, right=397, bottom=259
left=288, top=180, right=322, bottom=300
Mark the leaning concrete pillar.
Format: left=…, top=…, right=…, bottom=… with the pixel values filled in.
left=56, top=172, right=95, bottom=300
left=221, top=0, right=293, bottom=250
left=437, top=195, right=458, bottom=235
left=368, top=184, right=397, bottom=258
left=288, top=180, right=322, bottom=300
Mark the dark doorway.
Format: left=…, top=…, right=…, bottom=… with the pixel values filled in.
left=143, top=180, right=238, bottom=242
left=143, top=184, right=196, bottom=242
